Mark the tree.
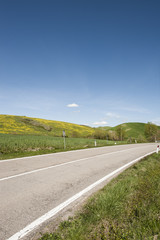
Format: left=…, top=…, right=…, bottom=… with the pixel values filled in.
left=116, top=126, right=126, bottom=141
left=137, top=135, right=146, bottom=143
left=145, top=122, right=158, bottom=142
left=93, top=129, right=107, bottom=139
left=107, top=130, right=118, bottom=141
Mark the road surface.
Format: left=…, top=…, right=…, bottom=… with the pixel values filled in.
left=0, top=143, right=156, bottom=240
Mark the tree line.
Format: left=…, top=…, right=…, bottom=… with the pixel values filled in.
left=92, top=122, right=160, bottom=143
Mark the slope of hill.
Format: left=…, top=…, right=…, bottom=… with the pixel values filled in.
left=100, top=122, right=160, bottom=141
left=0, top=115, right=94, bottom=138
left=0, top=115, right=159, bottom=141
left=113, top=122, right=146, bottom=138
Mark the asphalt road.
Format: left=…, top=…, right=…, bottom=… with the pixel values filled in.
left=0, top=143, right=156, bottom=240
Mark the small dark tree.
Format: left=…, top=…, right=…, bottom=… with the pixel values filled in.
left=116, top=126, right=126, bottom=141
left=107, top=130, right=118, bottom=141
left=137, top=135, right=146, bottom=143
left=145, top=122, right=158, bottom=142
left=93, top=129, right=107, bottom=139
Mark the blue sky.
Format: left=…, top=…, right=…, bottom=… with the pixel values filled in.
left=0, top=0, right=160, bottom=127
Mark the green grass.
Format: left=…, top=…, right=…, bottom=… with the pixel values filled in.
left=39, top=153, right=160, bottom=240
left=0, top=133, right=126, bottom=160
left=115, top=122, right=146, bottom=138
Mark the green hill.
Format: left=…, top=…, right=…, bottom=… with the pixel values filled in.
left=0, top=115, right=159, bottom=141
left=99, top=122, right=160, bottom=141
left=113, top=122, right=146, bottom=138
left=0, top=115, right=94, bottom=138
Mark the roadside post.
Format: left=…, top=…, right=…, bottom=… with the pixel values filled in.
left=157, top=145, right=159, bottom=154
left=95, top=140, right=97, bottom=147
left=63, top=130, right=66, bottom=149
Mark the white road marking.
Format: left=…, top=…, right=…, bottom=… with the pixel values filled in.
left=0, top=145, right=108, bottom=163
left=0, top=147, right=144, bottom=182
left=7, top=151, right=155, bottom=240
left=0, top=144, right=151, bottom=163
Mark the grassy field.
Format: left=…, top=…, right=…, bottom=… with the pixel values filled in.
left=0, top=133, right=126, bottom=160
left=39, top=153, right=160, bottom=240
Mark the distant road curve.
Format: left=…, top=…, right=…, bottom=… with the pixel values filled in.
left=0, top=143, right=156, bottom=240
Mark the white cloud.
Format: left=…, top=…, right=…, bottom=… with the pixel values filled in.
left=93, top=121, right=108, bottom=126
left=67, top=103, right=79, bottom=108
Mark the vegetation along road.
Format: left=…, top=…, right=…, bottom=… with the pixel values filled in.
left=0, top=143, right=156, bottom=240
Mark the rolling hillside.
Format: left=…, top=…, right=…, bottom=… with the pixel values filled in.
left=112, top=122, right=146, bottom=138
left=0, top=115, right=94, bottom=138
left=0, top=114, right=159, bottom=140
left=0, top=115, right=160, bottom=159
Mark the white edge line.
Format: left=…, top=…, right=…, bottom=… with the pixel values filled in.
left=0, top=145, right=109, bottom=163
left=0, top=143, right=154, bottom=163
left=0, top=148, right=142, bottom=182
left=7, top=150, right=155, bottom=240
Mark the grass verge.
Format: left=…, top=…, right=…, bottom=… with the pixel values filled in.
left=0, top=134, right=127, bottom=160
left=39, top=153, right=160, bottom=240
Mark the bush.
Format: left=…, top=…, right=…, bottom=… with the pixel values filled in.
left=137, top=135, right=146, bottom=143
left=93, top=129, right=107, bottom=140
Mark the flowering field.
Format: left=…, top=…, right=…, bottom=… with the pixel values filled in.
left=0, top=114, right=94, bottom=137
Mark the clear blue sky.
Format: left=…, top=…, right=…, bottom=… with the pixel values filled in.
left=0, top=0, right=160, bottom=127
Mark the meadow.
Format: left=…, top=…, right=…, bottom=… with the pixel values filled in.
left=0, top=133, right=126, bottom=160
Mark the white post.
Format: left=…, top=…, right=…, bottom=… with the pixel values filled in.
left=157, top=145, right=159, bottom=154
left=95, top=140, right=97, bottom=147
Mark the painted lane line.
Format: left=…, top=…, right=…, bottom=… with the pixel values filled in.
left=0, top=144, right=153, bottom=163
left=1, top=146, right=151, bottom=182
left=0, top=145, right=113, bottom=163
left=7, top=150, right=155, bottom=240
left=0, top=148, right=131, bottom=182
